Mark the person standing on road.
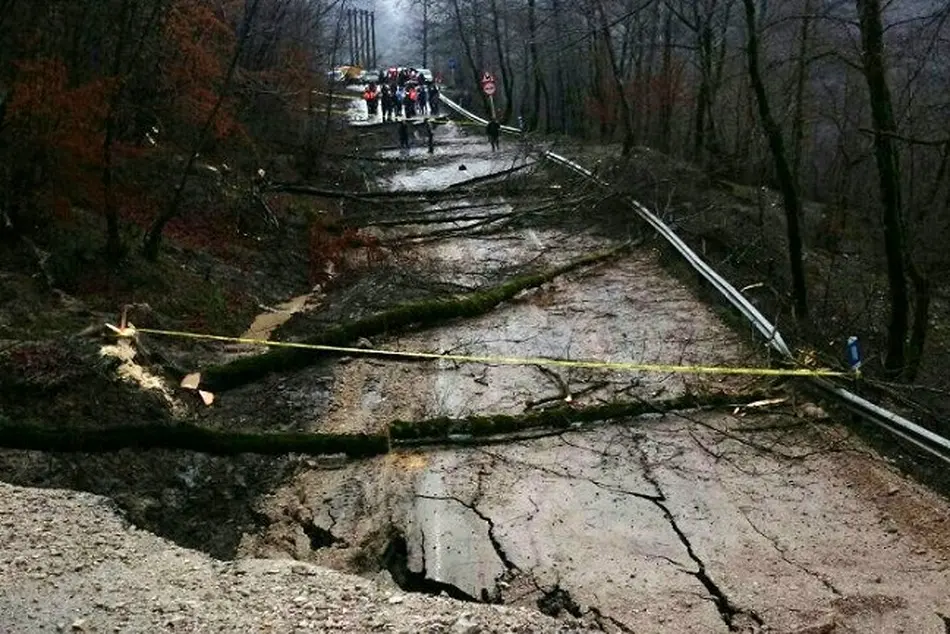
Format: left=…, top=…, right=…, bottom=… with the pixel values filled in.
left=380, top=85, right=393, bottom=122
left=405, top=84, right=417, bottom=119
left=486, top=119, right=500, bottom=151
left=363, top=82, right=378, bottom=119
left=428, top=83, right=440, bottom=116
left=423, top=118, right=434, bottom=154
left=418, top=84, right=428, bottom=116
left=397, top=119, right=410, bottom=157
left=395, top=84, right=406, bottom=119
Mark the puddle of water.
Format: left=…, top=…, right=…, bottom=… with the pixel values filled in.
left=379, top=122, right=531, bottom=191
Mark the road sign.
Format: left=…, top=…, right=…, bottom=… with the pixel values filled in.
left=481, top=71, right=494, bottom=84
left=482, top=81, right=496, bottom=96
left=448, top=57, right=457, bottom=70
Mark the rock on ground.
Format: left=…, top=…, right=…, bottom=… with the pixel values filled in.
left=0, top=481, right=593, bottom=633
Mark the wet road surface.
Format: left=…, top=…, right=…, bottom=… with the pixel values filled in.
left=239, top=104, right=950, bottom=633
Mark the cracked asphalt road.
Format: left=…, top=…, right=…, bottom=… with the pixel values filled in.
left=240, top=118, right=950, bottom=633
left=245, top=414, right=950, bottom=633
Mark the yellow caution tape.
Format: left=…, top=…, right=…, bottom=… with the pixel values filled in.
left=109, top=324, right=847, bottom=378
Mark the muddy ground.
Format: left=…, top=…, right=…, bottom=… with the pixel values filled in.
left=1, top=93, right=949, bottom=633
left=238, top=112, right=950, bottom=633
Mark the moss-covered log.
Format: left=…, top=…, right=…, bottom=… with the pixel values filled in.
left=0, top=391, right=777, bottom=457
left=0, top=420, right=389, bottom=458
left=389, top=391, right=772, bottom=443
left=197, top=243, right=630, bottom=392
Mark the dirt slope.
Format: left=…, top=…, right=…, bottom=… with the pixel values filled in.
left=0, top=481, right=593, bottom=633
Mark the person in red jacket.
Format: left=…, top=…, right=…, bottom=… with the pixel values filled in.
left=408, top=84, right=420, bottom=118
left=363, top=82, right=379, bottom=118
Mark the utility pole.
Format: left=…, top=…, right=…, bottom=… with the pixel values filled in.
left=361, top=10, right=369, bottom=67
left=422, top=0, right=429, bottom=67
left=370, top=11, right=377, bottom=68
left=348, top=9, right=356, bottom=65
left=356, top=9, right=363, bottom=66
left=343, top=7, right=377, bottom=69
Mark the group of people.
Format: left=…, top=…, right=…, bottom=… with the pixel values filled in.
left=358, top=65, right=507, bottom=157
left=362, top=67, right=441, bottom=121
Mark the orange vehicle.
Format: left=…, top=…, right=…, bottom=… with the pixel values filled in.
left=327, top=65, right=363, bottom=84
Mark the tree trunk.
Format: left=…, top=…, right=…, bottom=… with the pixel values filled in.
left=855, top=0, right=908, bottom=376
left=450, top=0, right=488, bottom=114
left=659, top=7, right=673, bottom=153
left=422, top=0, right=429, bottom=67
left=489, top=0, right=513, bottom=122
left=142, top=0, right=263, bottom=261
left=790, top=0, right=812, bottom=184
left=694, top=20, right=717, bottom=160
left=527, top=0, right=548, bottom=131
left=642, top=0, right=660, bottom=142
left=905, top=265, right=929, bottom=381
left=552, top=0, right=568, bottom=133
left=588, top=15, right=611, bottom=141
left=101, top=0, right=134, bottom=263
left=594, top=0, right=635, bottom=155
left=741, top=0, right=808, bottom=318
left=102, top=0, right=167, bottom=263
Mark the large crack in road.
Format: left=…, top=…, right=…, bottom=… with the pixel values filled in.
left=238, top=112, right=950, bottom=633
left=636, top=440, right=763, bottom=631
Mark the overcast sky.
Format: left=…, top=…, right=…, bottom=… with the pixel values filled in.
left=346, top=0, right=418, bottom=67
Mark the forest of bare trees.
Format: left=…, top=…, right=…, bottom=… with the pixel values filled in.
left=0, top=0, right=341, bottom=259
left=2, top=0, right=949, bottom=385
left=412, top=0, right=950, bottom=381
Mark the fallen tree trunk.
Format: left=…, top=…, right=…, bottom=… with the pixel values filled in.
left=354, top=195, right=583, bottom=228
left=263, top=183, right=473, bottom=201
left=197, top=243, right=631, bottom=392
left=389, top=390, right=770, bottom=443
left=0, top=420, right=389, bottom=458
left=264, top=182, right=574, bottom=203
left=445, top=161, right=536, bottom=189
left=0, top=391, right=774, bottom=457
left=322, top=152, right=430, bottom=164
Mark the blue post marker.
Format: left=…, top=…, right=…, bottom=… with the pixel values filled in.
left=846, top=336, right=862, bottom=374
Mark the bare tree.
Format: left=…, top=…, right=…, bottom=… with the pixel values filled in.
left=488, top=0, right=514, bottom=121
left=101, top=0, right=168, bottom=262
left=526, top=0, right=550, bottom=130
left=741, top=0, right=807, bottom=317
left=666, top=0, right=733, bottom=162
left=854, top=0, right=908, bottom=375
left=143, top=0, right=265, bottom=261
left=593, top=0, right=636, bottom=154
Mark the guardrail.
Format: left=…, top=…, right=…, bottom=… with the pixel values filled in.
left=439, top=94, right=950, bottom=467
